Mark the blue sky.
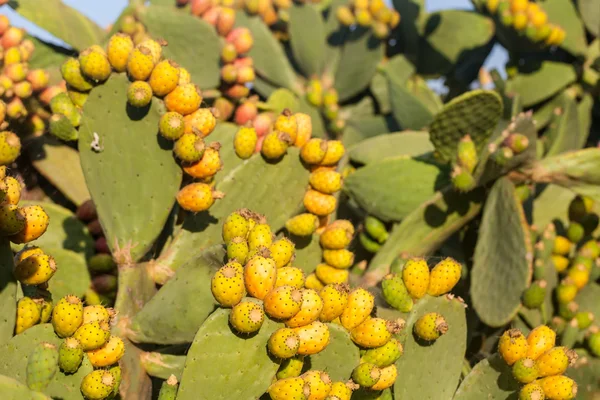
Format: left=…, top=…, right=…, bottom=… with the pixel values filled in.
left=0, top=0, right=507, bottom=79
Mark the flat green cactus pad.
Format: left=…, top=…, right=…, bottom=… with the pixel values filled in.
left=343, top=155, right=450, bottom=222
left=577, top=282, right=600, bottom=318
left=348, top=131, right=433, bottom=165
left=429, top=89, right=502, bottom=163
left=138, top=5, right=221, bottom=89
left=130, top=246, right=224, bottom=344
left=12, top=201, right=94, bottom=258
left=566, top=351, right=600, bottom=396
left=79, top=73, right=182, bottom=263
left=141, top=352, right=186, bottom=380
left=0, top=374, right=51, bottom=400
left=308, top=324, right=359, bottom=381
left=291, top=234, right=322, bottom=275
left=157, top=147, right=310, bottom=275
left=543, top=0, right=587, bottom=56
left=0, top=324, right=93, bottom=400
left=44, top=247, right=91, bottom=300
left=544, top=95, right=583, bottom=157
left=267, top=89, right=300, bottom=115
left=177, top=308, right=280, bottom=400
left=579, top=0, right=600, bottom=37
left=0, top=238, right=17, bottom=346
left=471, top=177, right=532, bottom=327
left=288, top=4, right=326, bottom=77
left=453, top=354, right=519, bottom=400
left=394, top=295, right=467, bottom=400
left=506, top=62, right=577, bottom=108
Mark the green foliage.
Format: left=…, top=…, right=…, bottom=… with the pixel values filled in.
left=454, top=354, right=519, bottom=399
left=308, top=324, right=359, bottom=381
left=0, top=239, right=17, bottom=346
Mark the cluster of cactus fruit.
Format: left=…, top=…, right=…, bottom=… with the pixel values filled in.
left=1, top=0, right=600, bottom=398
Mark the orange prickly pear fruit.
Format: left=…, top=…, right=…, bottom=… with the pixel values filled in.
left=401, top=258, right=430, bottom=299
left=173, top=133, right=205, bottom=163
left=351, top=317, right=400, bottom=348
left=427, top=257, right=462, bottom=296
left=268, top=377, right=311, bottom=400
left=498, top=328, right=528, bottom=365
left=244, top=252, right=277, bottom=300
left=300, top=138, right=328, bottom=164
left=229, top=299, right=264, bottom=333
left=286, top=213, right=319, bottom=236
left=293, top=320, right=330, bottom=355
left=226, top=27, right=254, bottom=54
left=276, top=266, right=305, bottom=288
left=309, top=169, right=342, bottom=194
left=164, top=84, right=202, bottom=116
left=149, top=59, right=180, bottom=97
left=176, top=182, right=223, bottom=213
left=268, top=328, right=300, bottom=359
left=264, top=285, right=303, bottom=320
left=211, top=262, right=246, bottom=307
left=340, top=288, right=374, bottom=330
left=538, top=375, right=577, bottom=400
left=86, top=336, right=125, bottom=368
left=107, top=33, right=134, bottom=72
left=301, top=370, right=332, bottom=400
left=371, top=364, right=398, bottom=391
left=10, top=205, right=50, bottom=244
left=234, top=126, right=258, bottom=159
left=127, top=46, right=156, bottom=81
left=183, top=143, right=222, bottom=179
left=285, top=288, right=324, bottom=328
left=184, top=108, right=217, bottom=137
left=304, top=190, right=336, bottom=217
left=320, top=220, right=354, bottom=249
left=535, top=346, right=577, bottom=377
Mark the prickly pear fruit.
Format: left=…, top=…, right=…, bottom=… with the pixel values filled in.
left=301, top=138, right=327, bottom=164
left=107, top=33, right=134, bottom=72
left=567, top=265, right=589, bottom=290
left=505, top=133, right=529, bottom=154
left=538, top=375, right=577, bottom=400
left=304, top=190, right=336, bottom=217
left=158, top=111, right=185, bottom=141
left=174, top=132, right=205, bottom=163
left=127, top=80, right=153, bottom=107
left=328, top=381, right=353, bottom=400
left=371, top=364, right=397, bottom=391
left=499, top=328, right=529, bottom=365
left=286, top=213, right=319, bottom=236
left=270, top=237, right=295, bottom=268
left=318, top=284, right=349, bottom=322
left=276, top=266, right=305, bottom=289
left=229, top=299, right=264, bottom=333
left=414, top=312, right=448, bottom=341
left=362, top=337, right=403, bottom=367
left=176, top=182, right=223, bottom=212
left=277, top=355, right=304, bottom=379
left=352, top=363, right=380, bottom=388
left=14, top=247, right=44, bottom=265
left=340, top=288, right=374, bottom=330
left=73, top=321, right=110, bottom=351
left=149, top=60, right=180, bottom=97
left=127, top=46, right=155, bottom=81
left=512, top=357, right=539, bottom=384
left=309, top=169, right=342, bottom=195
left=322, top=249, right=354, bottom=269
left=14, top=253, right=57, bottom=285
left=227, top=236, right=249, bottom=264
left=244, top=253, right=277, bottom=300
left=381, top=273, right=413, bottom=312
left=551, top=255, right=569, bottom=273
left=535, top=346, right=576, bottom=377
left=58, top=337, right=84, bottom=374
left=400, top=258, right=430, bottom=299
left=427, top=257, right=462, bottom=296
left=457, top=135, right=478, bottom=173
left=15, top=296, right=41, bottom=334
left=523, top=280, right=547, bottom=309
left=452, top=166, right=476, bottom=192
left=248, top=222, right=273, bottom=250
left=79, top=46, right=111, bottom=82
left=164, top=83, right=202, bottom=115
left=285, top=288, right=324, bottom=328
left=39, top=299, right=53, bottom=323
left=351, top=318, right=400, bottom=348
left=264, top=285, right=303, bottom=320
left=315, top=263, right=348, bottom=285
left=0, top=204, right=25, bottom=235
left=319, top=140, right=344, bottom=166
left=553, top=236, right=571, bottom=256
left=261, top=131, right=292, bottom=160
left=52, top=295, right=84, bottom=338
left=10, top=205, right=50, bottom=244
left=183, top=108, right=217, bottom=137
left=1, top=175, right=21, bottom=204
left=268, top=328, right=300, bottom=359
left=222, top=209, right=252, bottom=243
left=274, top=109, right=298, bottom=143
left=527, top=326, right=557, bottom=360
left=0, top=131, right=21, bottom=165
left=234, top=126, right=258, bottom=159
left=26, top=342, right=58, bottom=392
left=61, top=58, right=93, bottom=92
left=519, top=381, right=545, bottom=400
left=293, top=320, right=330, bottom=355
left=81, top=370, right=116, bottom=400
left=268, top=377, right=311, bottom=400
left=364, top=216, right=388, bottom=244
left=294, top=113, right=312, bottom=148
left=86, top=335, right=125, bottom=367
left=320, top=220, right=354, bottom=250
left=211, top=263, right=246, bottom=307
left=301, top=370, right=332, bottom=400
left=183, top=144, right=222, bottom=179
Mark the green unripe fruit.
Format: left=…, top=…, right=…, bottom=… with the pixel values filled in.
left=173, top=133, right=205, bottom=163
left=457, top=135, right=478, bottom=173
left=26, top=342, right=58, bottom=392
left=361, top=338, right=403, bottom=367
left=276, top=355, right=304, bottom=379
left=87, top=253, right=117, bottom=274
left=127, top=81, right=153, bottom=108
left=567, top=222, right=585, bottom=243
left=511, top=357, right=538, bottom=384
left=588, top=330, right=600, bottom=356
left=414, top=312, right=448, bottom=341
left=0, top=130, right=21, bottom=165
left=364, top=216, right=388, bottom=244
left=50, top=92, right=81, bottom=127
left=58, top=337, right=84, bottom=374
left=556, top=279, right=578, bottom=304
left=352, top=363, right=380, bottom=387
left=227, top=236, right=249, bottom=263
left=359, top=232, right=381, bottom=253
left=575, top=311, right=594, bottom=330
left=158, top=375, right=179, bottom=400
left=80, top=370, right=116, bottom=400
left=268, top=328, right=300, bottom=359
left=49, top=113, right=79, bottom=141
left=451, top=167, right=476, bottom=192
left=522, top=280, right=546, bottom=309
left=558, top=301, right=578, bottom=320
left=381, top=273, right=413, bottom=312
left=505, top=133, right=529, bottom=154
left=61, top=58, right=93, bottom=92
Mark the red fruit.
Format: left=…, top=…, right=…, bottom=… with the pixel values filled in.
left=227, top=28, right=254, bottom=54
left=26, top=69, right=49, bottom=92
left=95, top=237, right=110, bottom=254
left=253, top=112, right=274, bottom=137
left=202, top=6, right=221, bottom=26
left=255, top=135, right=265, bottom=153
left=223, top=84, right=249, bottom=99
left=2, top=27, right=24, bottom=48
left=234, top=101, right=258, bottom=125
left=0, top=15, right=9, bottom=35
left=191, top=0, right=213, bottom=15
left=236, top=65, right=255, bottom=84
left=217, top=7, right=236, bottom=36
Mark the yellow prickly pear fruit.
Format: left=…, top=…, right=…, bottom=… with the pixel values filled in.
left=427, top=257, right=462, bottom=296
left=127, top=80, right=153, bottom=108
left=107, top=33, right=134, bottom=72
left=173, top=133, right=204, bottom=163
left=73, top=320, right=111, bottom=351
left=222, top=209, right=253, bottom=244
left=401, top=258, right=430, bottom=299
left=319, top=283, right=349, bottom=322
left=10, top=205, right=50, bottom=244
left=301, top=370, right=332, bottom=400
left=15, top=296, right=41, bottom=334
left=244, top=252, right=277, bottom=300
left=261, top=131, right=292, bottom=160
left=519, top=382, right=545, bottom=400
left=340, top=288, right=374, bottom=330
left=270, top=237, right=295, bottom=268
left=286, top=213, right=319, bottom=236
left=328, top=381, right=354, bottom=400
left=86, top=336, right=125, bottom=367
left=229, top=299, right=264, bottom=333
left=138, top=39, right=164, bottom=64
left=264, top=285, right=303, bottom=320
left=80, top=370, right=116, bottom=400
left=352, top=362, right=380, bottom=388
left=52, top=295, right=84, bottom=338
left=268, top=328, right=301, bottom=359
left=277, top=355, right=305, bottom=379
left=535, top=346, right=577, bottom=377
left=320, top=220, right=354, bottom=249
left=0, top=131, right=21, bottom=166
left=248, top=221, right=273, bottom=250
left=304, top=273, right=324, bottom=291
left=336, top=6, right=355, bottom=26
left=127, top=45, right=156, bottom=81
left=149, top=59, right=180, bottom=97
left=553, top=236, right=571, bottom=256
left=276, top=266, right=305, bottom=288
left=0, top=204, right=25, bottom=235
left=159, top=111, right=185, bottom=141
left=78, top=46, right=111, bottom=83
left=309, top=169, right=342, bottom=194
left=294, top=113, right=313, bottom=148
left=499, top=328, right=529, bottom=365
left=274, top=109, right=298, bottom=143
left=301, top=138, right=328, bottom=164
left=176, top=182, right=224, bottom=212
left=526, top=325, right=557, bottom=360
left=268, top=377, right=311, bottom=400
left=371, top=364, right=398, bottom=391
left=183, top=143, right=222, bottom=179
left=13, top=253, right=57, bottom=285
left=304, top=190, right=337, bottom=217
left=413, top=312, right=448, bottom=341
left=164, top=84, right=202, bottom=116
left=322, top=249, right=354, bottom=269
left=567, top=264, right=589, bottom=290
left=351, top=317, right=400, bottom=348
left=211, top=262, right=246, bottom=307
left=320, top=140, right=345, bottom=166
left=355, top=9, right=372, bottom=27
left=183, top=108, right=217, bottom=137
left=82, top=305, right=113, bottom=324
left=551, top=255, right=569, bottom=273
left=315, top=263, right=349, bottom=285
left=234, top=126, right=258, bottom=159
left=293, top=320, right=330, bottom=355
left=0, top=176, right=21, bottom=205
left=538, top=375, right=577, bottom=400
left=227, top=236, right=249, bottom=263
left=285, top=288, right=324, bottom=328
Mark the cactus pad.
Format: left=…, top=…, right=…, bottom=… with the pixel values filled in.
left=45, top=247, right=91, bottom=300
left=0, top=324, right=93, bottom=400
left=140, top=352, right=186, bottom=380
left=78, top=73, right=182, bottom=263
left=130, top=246, right=224, bottom=344
left=506, top=62, right=577, bottom=108
left=0, top=238, right=17, bottom=345
left=177, top=308, right=279, bottom=400
left=308, top=323, right=359, bottom=381
left=343, top=155, right=450, bottom=222
left=544, top=96, right=583, bottom=157
left=453, top=354, right=519, bottom=399
left=288, top=4, right=326, bottom=77
left=394, top=295, right=467, bottom=399
left=0, top=374, right=51, bottom=399
left=429, top=89, right=502, bottom=163
left=348, top=131, right=433, bottom=165
left=471, top=177, right=532, bottom=327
